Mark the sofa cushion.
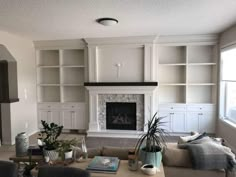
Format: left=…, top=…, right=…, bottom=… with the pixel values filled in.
left=87, top=148, right=102, bottom=158
left=102, top=146, right=132, bottom=160
left=163, top=143, right=192, bottom=168
left=164, top=166, right=225, bottom=177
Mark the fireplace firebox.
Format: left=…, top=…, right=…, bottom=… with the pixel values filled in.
left=106, top=102, right=136, bottom=130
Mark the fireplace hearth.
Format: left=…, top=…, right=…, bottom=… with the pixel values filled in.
left=106, top=102, right=136, bottom=130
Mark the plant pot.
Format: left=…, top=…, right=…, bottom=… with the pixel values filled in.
left=64, top=150, right=73, bottom=159
left=43, top=149, right=59, bottom=161
left=140, top=164, right=157, bottom=175
left=139, top=148, right=162, bottom=168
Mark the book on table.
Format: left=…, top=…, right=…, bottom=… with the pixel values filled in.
left=86, top=156, right=120, bottom=173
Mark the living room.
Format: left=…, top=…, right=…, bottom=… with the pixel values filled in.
left=0, top=1, right=236, bottom=177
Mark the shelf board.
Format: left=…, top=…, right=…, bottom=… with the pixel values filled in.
left=188, top=63, right=216, bottom=66
left=61, top=84, right=84, bottom=86
left=37, top=84, right=60, bottom=86
left=61, top=65, right=85, bottom=68
left=188, top=83, right=216, bottom=86
left=37, top=65, right=60, bottom=68
left=159, top=83, right=186, bottom=86
left=159, top=63, right=186, bottom=66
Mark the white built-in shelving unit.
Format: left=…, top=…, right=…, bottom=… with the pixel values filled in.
left=36, top=49, right=85, bottom=103
left=158, top=42, right=217, bottom=134
left=35, top=43, right=87, bottom=130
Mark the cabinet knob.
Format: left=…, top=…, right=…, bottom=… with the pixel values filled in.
left=171, top=107, right=173, bottom=109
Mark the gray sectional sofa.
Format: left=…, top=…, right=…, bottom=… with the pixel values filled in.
left=87, top=143, right=235, bottom=177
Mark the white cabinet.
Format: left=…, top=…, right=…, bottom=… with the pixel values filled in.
left=159, top=111, right=186, bottom=133
left=61, top=103, right=86, bottom=130
left=171, top=112, right=186, bottom=132
left=159, top=104, right=215, bottom=134
left=38, top=103, right=86, bottom=130
left=186, top=105, right=215, bottom=133
left=38, top=109, right=61, bottom=128
left=159, top=104, right=187, bottom=133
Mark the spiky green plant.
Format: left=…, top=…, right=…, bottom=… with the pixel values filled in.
left=135, top=112, right=168, bottom=153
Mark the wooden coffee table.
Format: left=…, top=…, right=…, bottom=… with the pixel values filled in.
left=32, top=159, right=165, bottom=177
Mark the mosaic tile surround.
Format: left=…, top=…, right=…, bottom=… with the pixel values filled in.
left=98, top=94, right=144, bottom=131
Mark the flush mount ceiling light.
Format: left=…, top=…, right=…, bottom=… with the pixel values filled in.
left=97, top=18, right=118, bottom=26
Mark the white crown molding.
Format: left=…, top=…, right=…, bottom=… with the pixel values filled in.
left=84, top=35, right=158, bottom=46
left=33, top=39, right=86, bottom=50
left=157, top=34, right=219, bottom=45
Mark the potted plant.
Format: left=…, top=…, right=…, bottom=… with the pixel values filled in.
left=23, top=149, right=36, bottom=177
left=135, top=112, right=168, bottom=168
left=58, top=138, right=77, bottom=160
left=38, top=120, right=63, bottom=161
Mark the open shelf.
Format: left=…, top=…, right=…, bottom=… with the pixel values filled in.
left=38, top=86, right=60, bottom=102
left=187, top=45, right=215, bottom=63
left=187, top=85, right=215, bottom=104
left=61, top=86, right=85, bottom=102
left=159, top=65, right=186, bottom=84
left=61, top=67, right=84, bottom=84
left=37, top=50, right=59, bottom=66
left=158, top=46, right=186, bottom=64
left=187, top=65, right=215, bottom=84
left=37, top=68, right=60, bottom=84
left=61, top=49, right=84, bottom=66
left=159, top=86, right=186, bottom=104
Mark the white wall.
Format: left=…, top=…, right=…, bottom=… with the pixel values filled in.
left=217, top=24, right=236, bottom=151
left=0, top=31, right=37, bottom=144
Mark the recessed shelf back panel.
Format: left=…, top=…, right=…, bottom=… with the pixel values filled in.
left=38, top=50, right=59, bottom=66
left=188, top=65, right=214, bottom=83
left=187, top=86, right=213, bottom=103
left=159, top=86, right=186, bottom=103
left=187, top=46, right=214, bottom=63
left=62, top=86, right=85, bottom=102
left=62, top=49, right=84, bottom=66
left=159, top=65, right=186, bottom=84
left=61, top=68, right=84, bottom=84
left=38, top=86, right=60, bottom=102
left=38, top=68, right=60, bottom=84
left=158, top=46, right=186, bottom=64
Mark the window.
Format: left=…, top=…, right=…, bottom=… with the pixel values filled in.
left=220, top=47, right=236, bottom=124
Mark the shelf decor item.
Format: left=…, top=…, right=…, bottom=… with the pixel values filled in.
left=38, top=120, right=63, bottom=161
left=135, top=112, right=168, bottom=168
left=15, top=132, right=29, bottom=157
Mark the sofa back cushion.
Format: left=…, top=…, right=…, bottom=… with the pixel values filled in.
left=102, top=146, right=133, bottom=160
left=87, top=148, right=102, bottom=158
left=163, top=143, right=192, bottom=168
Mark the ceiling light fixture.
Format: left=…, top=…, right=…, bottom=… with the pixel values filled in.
left=97, top=18, right=118, bottom=26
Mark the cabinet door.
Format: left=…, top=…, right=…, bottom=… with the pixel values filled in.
left=61, top=110, right=77, bottom=129
left=50, top=110, right=61, bottom=126
left=199, top=112, right=215, bottom=133
left=38, top=109, right=61, bottom=128
left=159, top=112, right=172, bottom=132
left=171, top=112, right=186, bottom=133
left=186, top=112, right=200, bottom=132
left=61, top=109, right=86, bottom=129
left=38, top=110, right=51, bottom=128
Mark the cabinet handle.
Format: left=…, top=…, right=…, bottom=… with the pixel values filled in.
left=170, top=113, right=174, bottom=115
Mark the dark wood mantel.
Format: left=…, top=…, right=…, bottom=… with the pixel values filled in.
left=84, top=82, right=158, bottom=86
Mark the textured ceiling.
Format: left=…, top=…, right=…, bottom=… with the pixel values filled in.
left=0, top=0, right=236, bottom=40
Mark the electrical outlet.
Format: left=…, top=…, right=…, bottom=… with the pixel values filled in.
left=25, top=122, right=28, bottom=129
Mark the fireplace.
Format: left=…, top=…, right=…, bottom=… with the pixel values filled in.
left=106, top=102, right=136, bottom=130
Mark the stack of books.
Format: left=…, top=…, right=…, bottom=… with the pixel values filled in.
left=86, top=156, right=120, bottom=174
